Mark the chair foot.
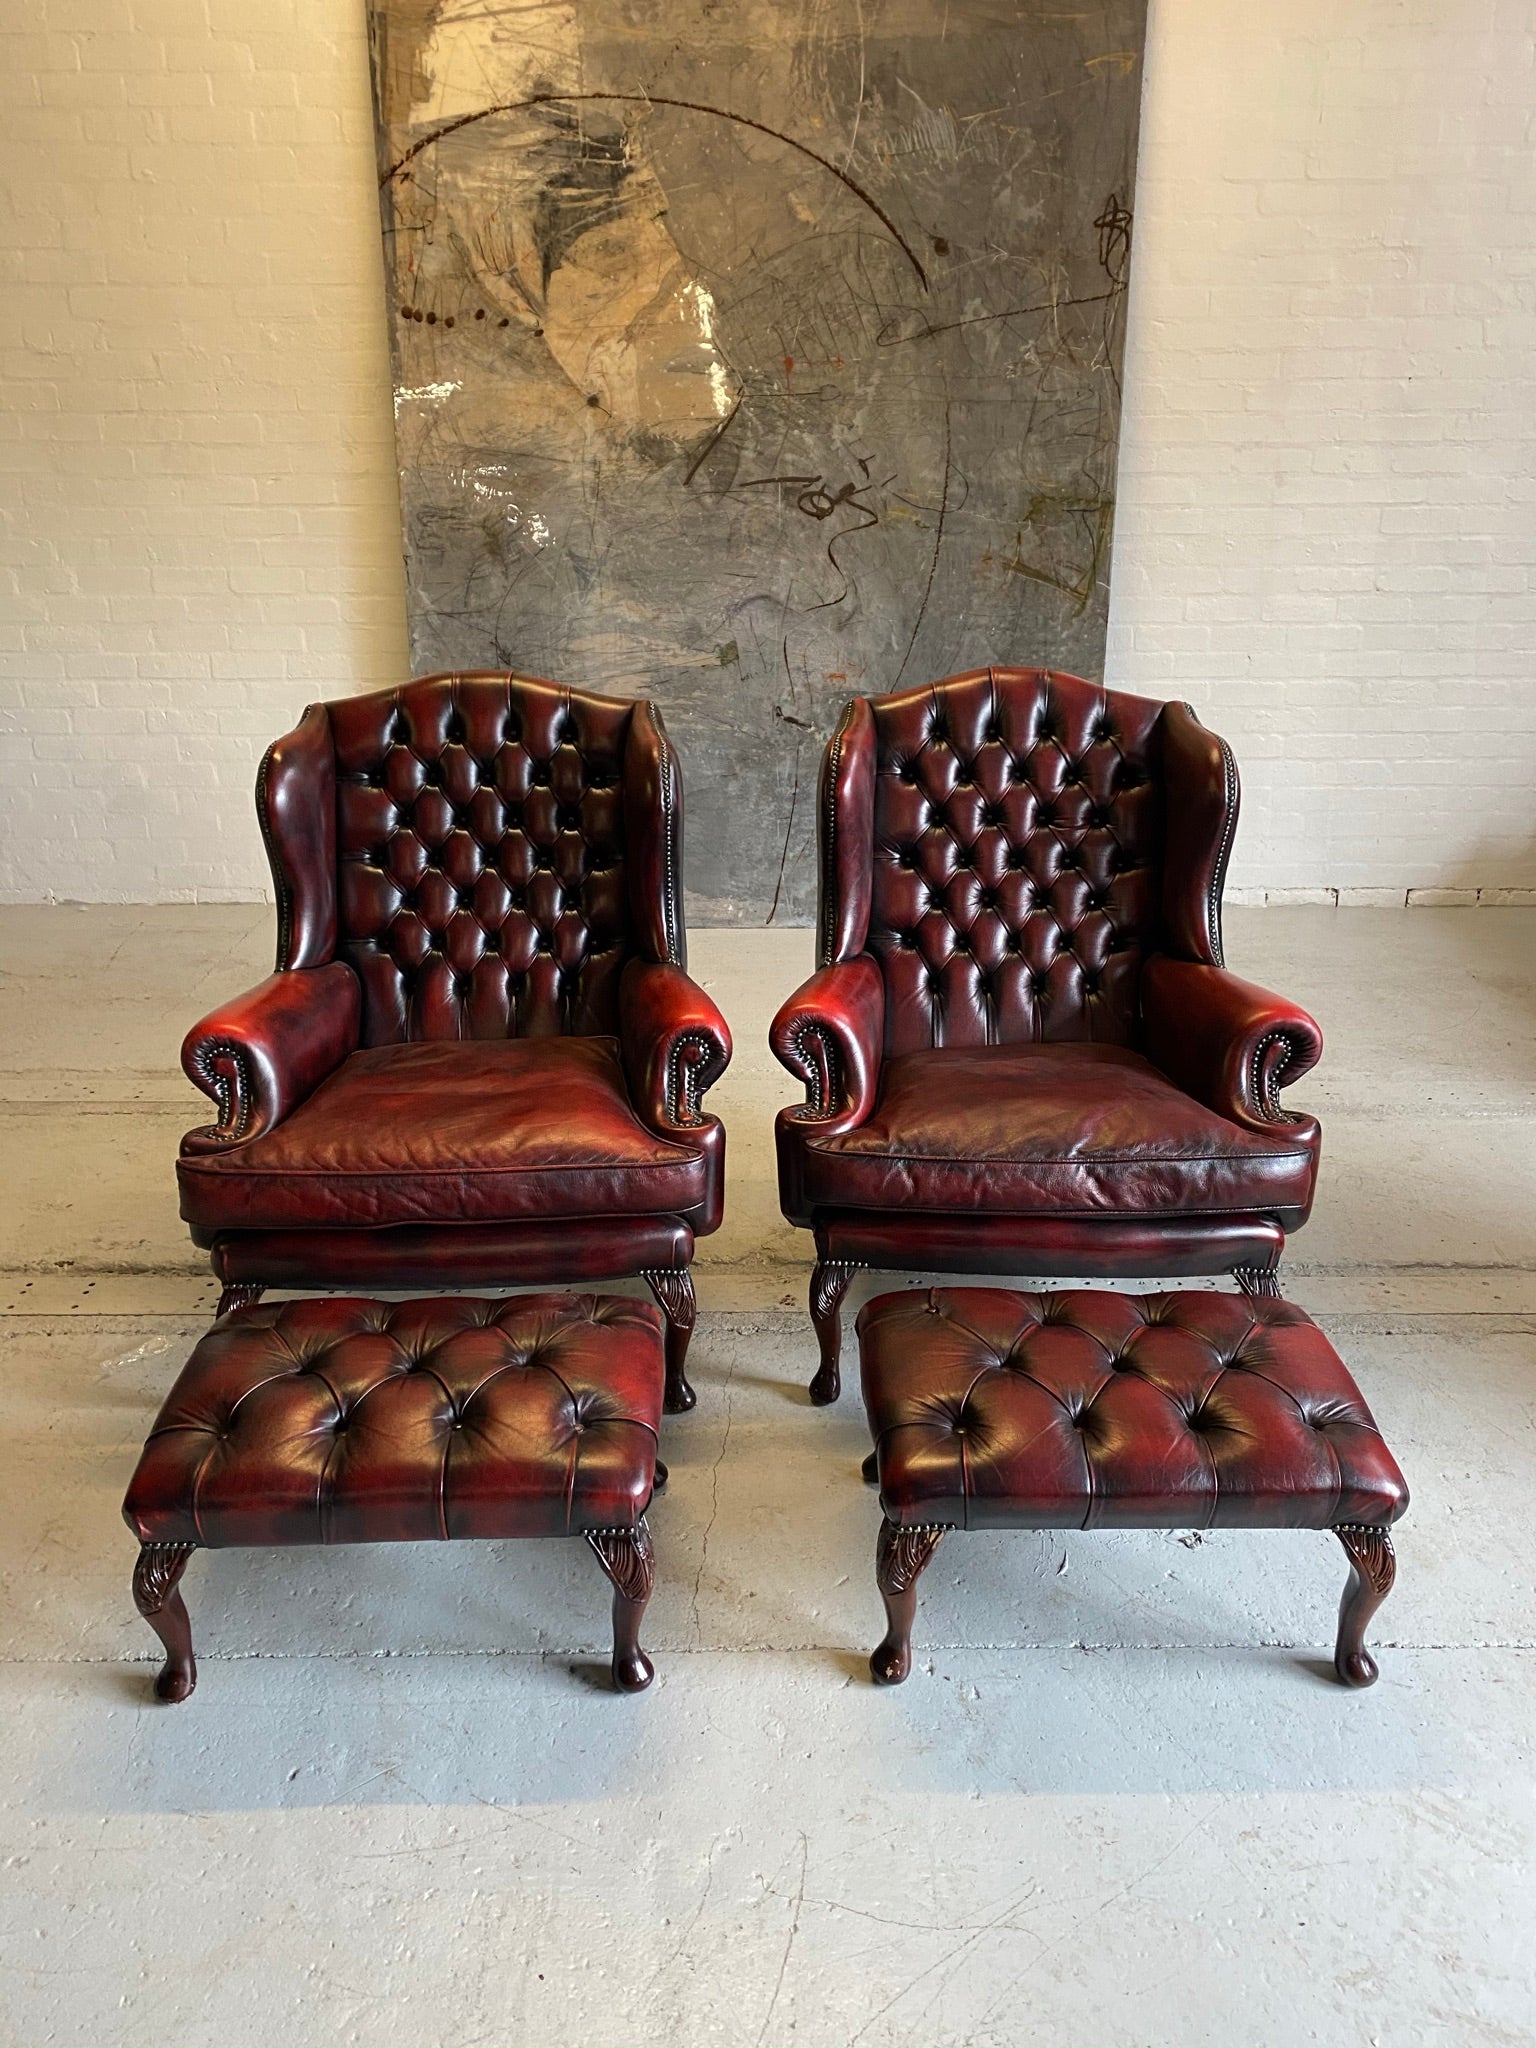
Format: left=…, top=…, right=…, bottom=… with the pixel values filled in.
left=809, top=1261, right=859, bottom=1405
left=652, top=1458, right=668, bottom=1492
left=1234, top=1265, right=1283, bottom=1300
left=587, top=1521, right=656, bottom=1693
left=216, top=1281, right=264, bottom=1319
left=132, top=1542, right=198, bottom=1702
left=643, top=1268, right=697, bottom=1412
left=1334, top=1525, right=1395, bottom=1688
left=861, top=1449, right=879, bottom=1486
left=870, top=1520, right=947, bottom=1686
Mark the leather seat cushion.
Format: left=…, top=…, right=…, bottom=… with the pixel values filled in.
left=123, top=1295, right=663, bottom=1545
left=800, top=1042, right=1316, bottom=1217
left=860, top=1287, right=1409, bottom=1531
left=178, top=1037, right=708, bottom=1232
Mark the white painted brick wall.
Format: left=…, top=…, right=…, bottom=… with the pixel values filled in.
left=1109, top=0, right=1536, bottom=902
left=0, top=0, right=409, bottom=902
left=1, top=0, right=1532, bottom=904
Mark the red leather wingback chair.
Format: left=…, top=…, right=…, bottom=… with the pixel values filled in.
left=771, top=668, right=1323, bottom=1403
left=178, top=673, right=731, bottom=1412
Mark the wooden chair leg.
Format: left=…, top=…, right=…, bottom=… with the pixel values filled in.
left=1334, top=1525, right=1396, bottom=1688
left=132, top=1542, right=198, bottom=1702
left=587, top=1521, right=656, bottom=1693
left=871, top=1519, right=947, bottom=1686
left=809, top=1261, right=859, bottom=1406
left=216, top=1281, right=264, bottom=1318
left=643, top=1268, right=697, bottom=1413
left=861, top=1448, right=880, bottom=1485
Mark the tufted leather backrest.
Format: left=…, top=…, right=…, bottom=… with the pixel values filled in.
left=821, top=668, right=1194, bottom=1054
left=259, top=673, right=684, bottom=1046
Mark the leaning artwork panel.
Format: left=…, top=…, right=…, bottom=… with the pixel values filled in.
left=368, top=0, right=1148, bottom=919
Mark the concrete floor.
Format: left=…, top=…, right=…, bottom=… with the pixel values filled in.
left=1, top=905, right=1533, bottom=2046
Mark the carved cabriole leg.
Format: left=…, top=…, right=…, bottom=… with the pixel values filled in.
left=871, top=1519, right=949, bottom=1687
left=1233, top=1266, right=1283, bottom=1300
left=216, top=1281, right=264, bottom=1319
left=132, top=1542, right=198, bottom=1703
left=1334, top=1524, right=1396, bottom=1688
left=809, top=1261, right=860, bottom=1406
left=586, top=1520, right=656, bottom=1694
left=643, top=1267, right=697, bottom=1414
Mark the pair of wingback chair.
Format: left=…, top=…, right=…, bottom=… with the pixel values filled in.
left=178, top=669, right=1322, bottom=1412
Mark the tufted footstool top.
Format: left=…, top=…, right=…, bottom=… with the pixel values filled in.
left=859, top=1288, right=1408, bottom=1532
left=123, top=1294, right=664, bottom=1549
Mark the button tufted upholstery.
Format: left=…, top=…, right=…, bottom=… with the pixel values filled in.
left=864, top=669, right=1163, bottom=1053
left=856, top=1285, right=1408, bottom=1689
left=859, top=1288, right=1408, bottom=1531
left=329, top=680, right=645, bottom=1046
left=772, top=668, right=1326, bottom=1404
left=122, top=1293, right=667, bottom=1698
left=176, top=674, right=731, bottom=1413
left=124, top=1294, right=664, bottom=1546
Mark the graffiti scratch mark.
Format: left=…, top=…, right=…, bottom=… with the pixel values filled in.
left=876, top=286, right=1122, bottom=349
left=893, top=398, right=952, bottom=685
left=1085, top=50, right=1139, bottom=76
left=683, top=392, right=745, bottom=486
left=1094, top=192, right=1133, bottom=286
left=767, top=639, right=805, bottom=925
left=383, top=92, right=930, bottom=290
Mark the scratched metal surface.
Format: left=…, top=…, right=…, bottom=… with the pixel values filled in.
left=368, top=0, right=1148, bottom=922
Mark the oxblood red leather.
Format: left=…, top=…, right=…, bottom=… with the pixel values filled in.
left=180, top=966, right=361, bottom=1151
left=620, top=958, right=734, bottom=1136
left=259, top=702, right=338, bottom=971
left=178, top=675, right=730, bottom=1391
left=179, top=1037, right=709, bottom=1232
left=819, top=1212, right=1285, bottom=1279
left=770, top=954, right=885, bottom=1138
left=123, top=1294, right=663, bottom=1546
left=858, top=668, right=1165, bottom=1050
left=1141, top=955, right=1323, bottom=1144
left=797, top=1043, right=1317, bottom=1222
left=772, top=669, right=1323, bottom=1292
left=329, top=678, right=639, bottom=1042
left=860, top=1288, right=1409, bottom=1531
left=202, top=1218, right=694, bottom=1288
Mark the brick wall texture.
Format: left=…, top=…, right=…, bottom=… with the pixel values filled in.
left=2, top=0, right=1533, bottom=905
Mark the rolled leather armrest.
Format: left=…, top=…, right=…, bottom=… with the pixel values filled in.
left=1141, top=954, right=1323, bottom=1136
left=769, top=952, right=884, bottom=1136
left=619, top=958, right=733, bottom=1133
left=180, top=964, right=361, bottom=1154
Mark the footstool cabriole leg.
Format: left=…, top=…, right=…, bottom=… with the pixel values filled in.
left=809, top=1261, right=860, bottom=1406
left=871, top=1520, right=949, bottom=1687
left=1333, top=1524, right=1396, bottom=1689
left=587, top=1519, right=656, bottom=1694
left=132, top=1542, right=198, bottom=1703
left=216, top=1281, right=264, bottom=1319
left=643, top=1268, right=697, bottom=1415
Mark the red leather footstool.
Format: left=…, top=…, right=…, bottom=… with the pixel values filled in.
left=122, top=1294, right=665, bottom=1700
left=857, top=1287, right=1408, bottom=1688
